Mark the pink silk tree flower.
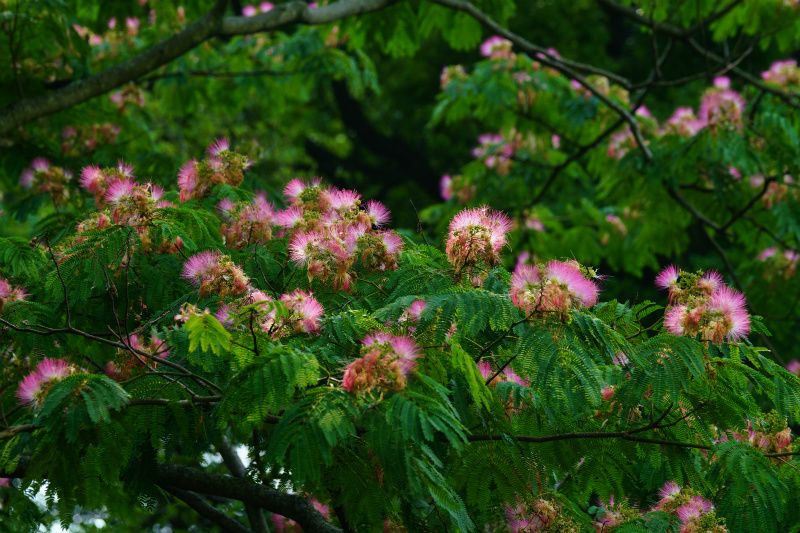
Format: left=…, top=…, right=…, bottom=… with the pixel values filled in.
left=17, top=358, right=74, bottom=407
left=445, top=207, right=512, bottom=272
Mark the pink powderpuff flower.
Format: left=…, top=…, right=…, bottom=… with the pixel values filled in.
left=503, top=368, right=528, bottom=387
left=31, top=157, right=50, bottom=172
left=663, top=305, right=688, bottom=336
left=182, top=252, right=249, bottom=297
left=406, top=299, right=427, bottom=321
left=480, top=35, right=513, bottom=58
left=601, top=385, right=615, bottom=401
left=217, top=198, right=236, bottom=215
left=365, top=200, right=390, bottom=226
left=283, top=177, right=322, bottom=205
left=207, top=137, right=230, bottom=158
left=477, top=360, right=493, bottom=381
left=758, top=247, right=777, bottom=261
left=275, top=206, right=304, bottom=228
left=178, top=160, right=199, bottom=202
left=288, top=230, right=324, bottom=266
left=786, top=359, right=800, bottom=375
left=280, top=289, right=325, bottom=334
left=698, top=77, right=745, bottom=130
left=17, top=358, right=73, bottom=406
left=653, top=481, right=682, bottom=510
left=696, top=270, right=723, bottom=294
left=543, top=260, right=600, bottom=308
left=707, top=286, right=750, bottom=341
left=182, top=250, right=221, bottom=284
left=440, top=175, right=453, bottom=200
left=664, top=107, right=702, bottom=137
left=105, top=178, right=137, bottom=204
left=0, top=277, right=27, bottom=312
left=445, top=207, right=512, bottom=271
left=80, top=165, right=105, bottom=193
left=242, top=4, right=258, bottom=16
left=343, top=333, right=420, bottom=394
left=125, top=17, right=140, bottom=36
left=325, top=188, right=361, bottom=212
left=762, top=59, right=800, bottom=87
left=19, top=169, right=34, bottom=189
left=378, top=231, right=404, bottom=255
left=655, top=265, right=680, bottom=289
left=260, top=2, right=274, bottom=11
left=676, top=495, right=714, bottom=524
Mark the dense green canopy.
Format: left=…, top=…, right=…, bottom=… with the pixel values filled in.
left=1, top=1, right=800, bottom=532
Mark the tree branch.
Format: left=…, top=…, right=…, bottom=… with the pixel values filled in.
left=161, top=486, right=252, bottom=533
left=217, top=436, right=268, bottom=533
left=155, top=463, right=341, bottom=533
left=0, top=0, right=397, bottom=134
left=431, top=0, right=653, bottom=160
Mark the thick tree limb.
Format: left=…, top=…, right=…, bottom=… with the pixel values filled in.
left=0, top=0, right=396, bottom=134
left=217, top=437, right=269, bottom=533
left=162, top=486, right=252, bottom=533
left=155, top=463, right=341, bottom=533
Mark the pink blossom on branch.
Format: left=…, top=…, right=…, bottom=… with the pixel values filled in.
left=445, top=207, right=512, bottom=276
left=657, top=266, right=750, bottom=343
left=17, top=358, right=74, bottom=407
left=510, top=260, right=600, bottom=316
left=342, top=332, right=420, bottom=395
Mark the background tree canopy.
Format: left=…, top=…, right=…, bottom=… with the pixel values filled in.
left=1, top=0, right=800, bottom=531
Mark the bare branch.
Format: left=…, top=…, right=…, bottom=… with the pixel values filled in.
left=0, top=0, right=397, bottom=134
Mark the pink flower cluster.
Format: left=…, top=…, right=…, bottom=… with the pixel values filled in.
left=109, top=85, right=145, bottom=111
left=606, top=77, right=745, bottom=160
left=284, top=179, right=403, bottom=290
left=656, top=266, right=750, bottom=343
left=510, top=260, right=600, bottom=316
left=182, top=251, right=250, bottom=297
left=178, top=138, right=250, bottom=202
left=218, top=288, right=324, bottom=339
left=477, top=360, right=528, bottom=387
left=471, top=133, right=517, bottom=174
left=242, top=2, right=274, bottom=16
left=445, top=207, right=511, bottom=278
left=0, top=276, right=27, bottom=313
left=698, top=77, right=746, bottom=131
left=62, top=123, right=120, bottom=156
left=19, top=158, right=73, bottom=204
left=398, top=299, right=427, bottom=330
left=76, top=162, right=181, bottom=252
left=106, top=333, right=170, bottom=381
left=439, top=174, right=475, bottom=203
left=480, top=36, right=514, bottom=60
left=757, top=246, right=799, bottom=278
left=218, top=194, right=276, bottom=248
left=761, top=59, right=800, bottom=88
left=653, top=482, right=726, bottom=533
left=79, top=161, right=136, bottom=207
left=503, top=498, right=568, bottom=532
left=17, top=358, right=74, bottom=407
left=342, top=332, right=420, bottom=395
left=439, top=65, right=467, bottom=89
left=717, top=419, right=793, bottom=455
